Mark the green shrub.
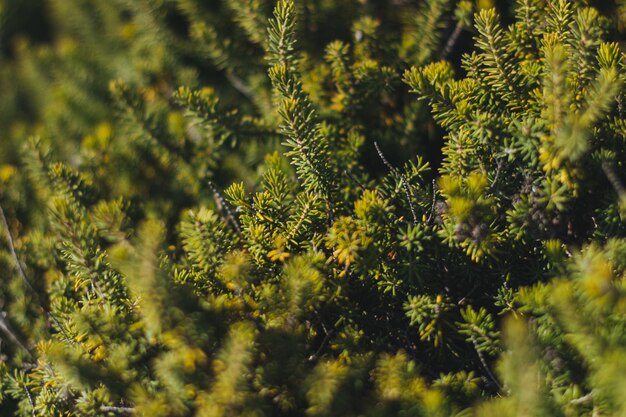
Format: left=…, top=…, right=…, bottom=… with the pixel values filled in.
left=0, top=0, right=625, bottom=416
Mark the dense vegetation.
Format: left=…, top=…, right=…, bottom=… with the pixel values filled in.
left=1, top=0, right=626, bottom=416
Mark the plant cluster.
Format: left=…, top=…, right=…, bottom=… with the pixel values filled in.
left=0, top=0, right=625, bottom=416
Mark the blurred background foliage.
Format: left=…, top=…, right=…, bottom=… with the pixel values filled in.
left=1, top=0, right=625, bottom=166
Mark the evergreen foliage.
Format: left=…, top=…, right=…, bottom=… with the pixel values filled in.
left=0, top=0, right=625, bottom=416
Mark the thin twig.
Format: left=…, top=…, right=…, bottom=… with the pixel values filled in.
left=490, top=157, right=505, bottom=191
left=471, top=335, right=503, bottom=392
left=225, top=69, right=256, bottom=103
left=326, top=198, right=334, bottom=228
left=602, top=161, right=625, bottom=196
left=0, top=201, right=73, bottom=344
left=374, top=141, right=418, bottom=224
left=426, top=179, right=437, bottom=224
left=0, top=202, right=35, bottom=293
left=308, top=329, right=335, bottom=362
left=20, top=362, right=38, bottom=371
left=570, top=391, right=594, bottom=405
left=343, top=169, right=366, bottom=191
left=0, top=311, right=32, bottom=358
left=100, top=406, right=135, bottom=414
left=22, top=380, right=35, bottom=417
left=457, top=282, right=480, bottom=306
left=440, top=22, right=464, bottom=60
left=208, top=180, right=243, bottom=237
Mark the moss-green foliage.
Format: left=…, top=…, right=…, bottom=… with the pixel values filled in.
left=0, top=0, right=626, bottom=416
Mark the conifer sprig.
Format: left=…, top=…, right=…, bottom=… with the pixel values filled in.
left=267, top=0, right=334, bottom=200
